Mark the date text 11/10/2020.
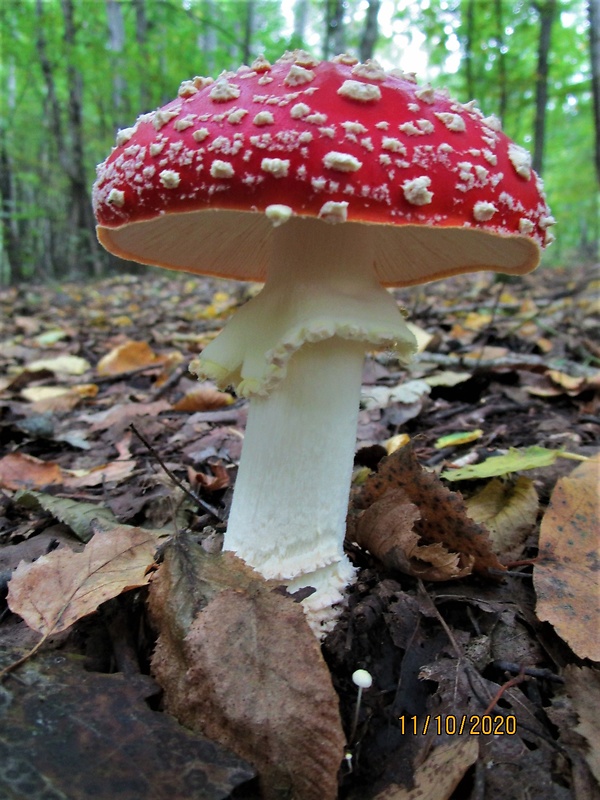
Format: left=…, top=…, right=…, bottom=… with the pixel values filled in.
left=398, top=715, right=517, bottom=736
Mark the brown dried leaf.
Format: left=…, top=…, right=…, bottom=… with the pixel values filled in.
left=8, top=525, right=156, bottom=636
left=563, top=666, right=600, bottom=784
left=187, top=462, right=230, bottom=492
left=534, top=455, right=600, bottom=660
left=354, top=489, right=474, bottom=580
left=372, top=737, right=479, bottom=800
left=173, top=385, right=234, bottom=412
left=349, top=444, right=503, bottom=576
left=0, top=451, right=64, bottom=490
left=149, top=536, right=345, bottom=800
left=465, top=476, right=539, bottom=558
left=96, top=340, right=161, bottom=375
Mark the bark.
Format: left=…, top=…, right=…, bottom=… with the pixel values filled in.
left=494, top=0, right=508, bottom=122
left=589, top=0, right=600, bottom=185
left=200, top=0, right=218, bottom=73
left=532, top=0, right=557, bottom=176
left=0, top=135, right=23, bottom=283
left=105, top=0, right=126, bottom=115
left=464, top=0, right=476, bottom=100
left=359, top=0, right=380, bottom=62
left=293, top=0, right=309, bottom=43
left=242, top=0, right=255, bottom=64
left=323, top=0, right=345, bottom=59
left=132, top=0, right=151, bottom=110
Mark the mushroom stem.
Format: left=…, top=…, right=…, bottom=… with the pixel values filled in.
left=225, top=335, right=364, bottom=630
left=191, top=219, right=417, bottom=635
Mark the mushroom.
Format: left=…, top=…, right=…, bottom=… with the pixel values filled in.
left=93, top=51, right=554, bottom=635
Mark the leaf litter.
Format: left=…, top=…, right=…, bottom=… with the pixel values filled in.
left=0, top=265, right=598, bottom=798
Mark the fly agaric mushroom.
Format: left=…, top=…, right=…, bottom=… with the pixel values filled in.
left=93, top=51, right=554, bottom=635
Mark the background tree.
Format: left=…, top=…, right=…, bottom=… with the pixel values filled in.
left=0, top=0, right=595, bottom=284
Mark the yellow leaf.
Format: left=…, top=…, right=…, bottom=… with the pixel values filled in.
left=384, top=433, right=411, bottom=454
left=26, top=355, right=91, bottom=375
left=434, top=429, right=483, bottom=449
left=97, top=341, right=159, bottom=375
left=466, top=476, right=538, bottom=556
left=534, top=455, right=600, bottom=661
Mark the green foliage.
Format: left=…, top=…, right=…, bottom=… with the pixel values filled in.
left=0, top=0, right=596, bottom=282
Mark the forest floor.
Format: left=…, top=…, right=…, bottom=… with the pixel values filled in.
left=0, top=262, right=599, bottom=800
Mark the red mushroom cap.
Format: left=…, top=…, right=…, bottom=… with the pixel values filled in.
left=93, top=51, right=554, bottom=285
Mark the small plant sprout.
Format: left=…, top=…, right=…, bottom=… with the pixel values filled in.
left=350, top=668, right=373, bottom=743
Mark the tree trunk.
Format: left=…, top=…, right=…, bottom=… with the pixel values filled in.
left=61, top=0, right=103, bottom=276
left=0, top=134, right=23, bottom=283
left=532, top=0, right=557, bottom=176
left=323, top=0, right=345, bottom=59
left=293, top=0, right=309, bottom=44
left=132, top=0, right=151, bottom=111
left=105, top=0, right=126, bottom=116
left=464, top=0, right=476, bottom=100
left=242, top=0, right=255, bottom=64
left=589, top=0, right=600, bottom=185
left=494, top=0, right=508, bottom=122
left=359, top=0, right=380, bottom=62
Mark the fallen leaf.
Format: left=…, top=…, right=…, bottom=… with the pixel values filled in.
left=86, top=400, right=171, bottom=432
left=187, top=462, right=230, bottom=492
left=26, top=354, right=91, bottom=375
left=384, top=433, right=411, bottom=454
left=96, top=340, right=161, bottom=375
left=466, top=476, right=539, bottom=557
left=372, top=736, right=479, bottom=800
left=563, top=666, right=600, bottom=784
left=349, top=443, right=503, bottom=576
left=15, top=489, right=119, bottom=542
left=533, top=455, right=600, bottom=660
left=441, top=445, right=579, bottom=481
left=353, top=489, right=475, bottom=580
left=7, top=525, right=157, bottom=637
left=0, top=452, right=63, bottom=490
left=149, top=535, right=345, bottom=800
left=173, top=385, right=234, bottom=412
left=405, top=321, right=434, bottom=352
left=424, top=370, right=472, bottom=388
left=0, top=649, right=254, bottom=800
left=361, top=380, right=431, bottom=410
left=434, top=429, right=483, bottom=449
left=64, top=457, right=137, bottom=488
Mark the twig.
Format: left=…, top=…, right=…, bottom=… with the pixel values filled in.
left=482, top=667, right=528, bottom=716
left=492, top=660, right=564, bottom=684
left=0, top=635, right=48, bottom=682
left=129, top=424, right=223, bottom=520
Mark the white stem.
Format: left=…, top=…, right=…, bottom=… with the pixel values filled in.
left=224, top=336, right=364, bottom=630
left=191, top=218, right=417, bottom=635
